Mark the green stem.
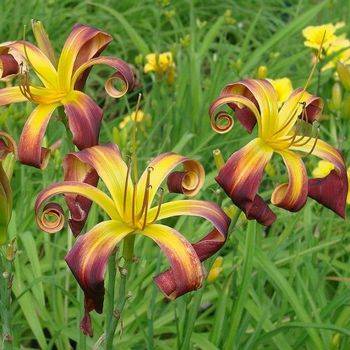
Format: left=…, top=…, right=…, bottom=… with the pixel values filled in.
left=224, top=220, right=256, bottom=350
left=105, top=252, right=117, bottom=349
left=104, top=235, right=134, bottom=349
left=1, top=248, right=14, bottom=349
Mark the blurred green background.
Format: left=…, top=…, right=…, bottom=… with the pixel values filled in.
left=1, top=0, right=350, bottom=349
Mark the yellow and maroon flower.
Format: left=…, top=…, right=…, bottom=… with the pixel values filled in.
left=0, top=22, right=135, bottom=168
left=209, top=79, right=348, bottom=226
left=0, top=131, right=17, bottom=245
left=35, top=144, right=230, bottom=335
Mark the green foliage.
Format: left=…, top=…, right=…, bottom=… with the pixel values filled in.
left=1, top=0, right=350, bottom=349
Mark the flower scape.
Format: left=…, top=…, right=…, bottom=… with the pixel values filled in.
left=0, top=3, right=350, bottom=349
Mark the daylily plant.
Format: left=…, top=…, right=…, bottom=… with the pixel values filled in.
left=209, top=79, right=348, bottom=226
left=35, top=144, right=230, bottom=335
left=0, top=131, right=16, bottom=245
left=0, top=22, right=135, bottom=168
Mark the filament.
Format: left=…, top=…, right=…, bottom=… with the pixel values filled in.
left=137, top=166, right=153, bottom=220
left=150, top=188, right=164, bottom=224
left=273, top=31, right=326, bottom=137
left=141, top=185, right=152, bottom=230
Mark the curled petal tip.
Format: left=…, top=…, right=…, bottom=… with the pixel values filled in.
left=167, top=170, right=202, bottom=196
left=36, top=202, right=65, bottom=234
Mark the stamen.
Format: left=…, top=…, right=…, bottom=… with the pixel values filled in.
left=131, top=182, right=137, bottom=227
left=141, top=184, right=152, bottom=230
left=272, top=32, right=326, bottom=137
left=150, top=188, right=164, bottom=224
left=123, top=156, right=132, bottom=214
left=137, top=166, right=153, bottom=220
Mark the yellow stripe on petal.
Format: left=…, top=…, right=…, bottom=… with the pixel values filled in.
left=1, top=41, right=58, bottom=88
left=65, top=220, right=133, bottom=313
left=142, top=224, right=203, bottom=298
left=35, top=181, right=120, bottom=229
left=71, top=144, right=132, bottom=217
left=18, top=103, right=59, bottom=168
left=137, top=153, right=204, bottom=212
left=0, top=86, right=28, bottom=106
left=271, top=150, right=308, bottom=211
left=57, top=25, right=111, bottom=91
left=148, top=199, right=229, bottom=233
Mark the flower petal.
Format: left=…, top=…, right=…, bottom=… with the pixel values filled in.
left=62, top=91, right=102, bottom=151
left=142, top=224, right=203, bottom=299
left=57, top=24, right=112, bottom=91
left=276, top=88, right=324, bottom=137
left=0, top=41, right=58, bottom=88
left=216, top=138, right=276, bottom=226
left=148, top=199, right=230, bottom=260
left=71, top=56, right=135, bottom=96
left=0, top=53, right=20, bottom=79
left=290, top=138, right=348, bottom=217
left=271, top=150, right=308, bottom=211
left=35, top=181, right=120, bottom=233
left=0, top=131, right=17, bottom=160
left=211, top=79, right=279, bottom=136
left=63, top=154, right=99, bottom=235
left=137, top=153, right=205, bottom=212
left=18, top=103, right=59, bottom=168
left=0, top=131, right=16, bottom=245
left=0, top=86, right=28, bottom=106
left=209, top=93, right=260, bottom=134
left=65, top=220, right=133, bottom=335
left=0, top=165, right=11, bottom=245
left=31, top=20, right=57, bottom=66
left=64, top=144, right=132, bottom=219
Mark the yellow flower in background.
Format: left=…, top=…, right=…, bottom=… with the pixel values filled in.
left=207, top=256, right=223, bottom=283
left=118, top=110, right=150, bottom=129
left=302, top=22, right=350, bottom=71
left=312, top=160, right=335, bottom=178
left=144, top=51, right=176, bottom=83
left=302, top=22, right=345, bottom=51
left=269, top=78, right=293, bottom=104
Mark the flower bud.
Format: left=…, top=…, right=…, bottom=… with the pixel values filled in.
left=331, top=82, right=342, bottom=110
left=31, top=20, right=56, bottom=66
left=337, top=61, right=350, bottom=91
left=264, top=162, right=276, bottom=177
left=2, top=153, right=15, bottom=181
left=257, top=65, right=268, bottom=79
left=342, top=95, right=350, bottom=118
left=207, top=256, right=223, bottom=283
left=213, top=149, right=225, bottom=171
left=6, top=239, right=17, bottom=261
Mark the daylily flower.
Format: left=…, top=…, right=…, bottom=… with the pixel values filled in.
left=0, top=22, right=135, bottom=168
left=144, top=51, right=176, bottom=83
left=302, top=22, right=350, bottom=71
left=118, top=109, right=150, bottom=129
left=302, top=22, right=346, bottom=52
left=0, top=131, right=16, bottom=245
left=209, top=79, right=348, bottom=226
left=35, top=144, right=230, bottom=335
left=269, top=77, right=293, bottom=105
left=312, top=161, right=350, bottom=205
